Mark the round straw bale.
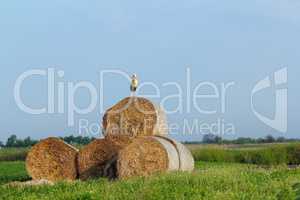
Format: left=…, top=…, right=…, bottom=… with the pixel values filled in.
left=77, top=139, right=120, bottom=180
left=117, top=137, right=169, bottom=179
left=117, top=136, right=194, bottom=179
left=26, top=137, right=78, bottom=182
left=103, top=97, right=168, bottom=138
left=105, top=135, right=134, bottom=149
left=153, top=135, right=194, bottom=172
left=152, top=103, right=168, bottom=135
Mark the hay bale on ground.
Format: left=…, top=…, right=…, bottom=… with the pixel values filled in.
left=154, top=135, right=195, bottom=172
left=77, top=139, right=121, bottom=180
left=103, top=97, right=168, bottom=138
left=117, top=136, right=194, bottom=179
left=26, top=137, right=78, bottom=182
left=117, top=137, right=169, bottom=179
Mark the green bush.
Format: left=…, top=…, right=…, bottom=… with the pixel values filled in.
left=286, top=144, right=300, bottom=165
left=192, top=148, right=235, bottom=163
left=0, top=148, right=28, bottom=161
left=192, top=144, right=300, bottom=166
left=247, top=146, right=288, bottom=165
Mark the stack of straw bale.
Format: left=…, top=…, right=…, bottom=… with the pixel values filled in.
left=25, top=96, right=194, bottom=182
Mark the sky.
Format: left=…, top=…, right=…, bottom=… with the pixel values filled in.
left=0, top=0, right=300, bottom=142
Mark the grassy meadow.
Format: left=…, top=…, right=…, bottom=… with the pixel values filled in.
left=189, top=143, right=300, bottom=165
left=0, top=143, right=300, bottom=199
left=0, top=147, right=28, bottom=162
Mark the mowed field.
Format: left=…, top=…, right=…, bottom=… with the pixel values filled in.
left=1, top=144, right=300, bottom=200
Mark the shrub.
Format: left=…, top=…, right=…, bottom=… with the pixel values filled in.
left=0, top=148, right=28, bottom=161
left=192, top=148, right=235, bottom=163
left=192, top=143, right=299, bottom=166
left=247, top=146, right=288, bottom=165
left=286, top=144, right=300, bottom=165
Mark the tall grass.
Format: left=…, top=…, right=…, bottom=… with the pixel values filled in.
left=0, top=148, right=28, bottom=161
left=192, top=143, right=300, bottom=165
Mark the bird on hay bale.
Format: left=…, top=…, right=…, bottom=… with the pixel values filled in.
left=130, top=73, right=138, bottom=95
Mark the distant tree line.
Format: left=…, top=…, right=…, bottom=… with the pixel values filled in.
left=1, top=134, right=96, bottom=148
left=3, top=135, right=38, bottom=148
left=59, top=135, right=95, bottom=146
left=1, top=134, right=299, bottom=148
left=184, top=134, right=300, bottom=145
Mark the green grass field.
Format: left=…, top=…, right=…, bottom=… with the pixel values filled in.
left=190, top=143, right=300, bottom=166
left=0, top=161, right=30, bottom=184
left=1, top=161, right=300, bottom=199
left=1, top=144, right=300, bottom=199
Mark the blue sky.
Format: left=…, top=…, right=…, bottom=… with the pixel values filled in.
left=0, top=0, right=299, bottom=142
